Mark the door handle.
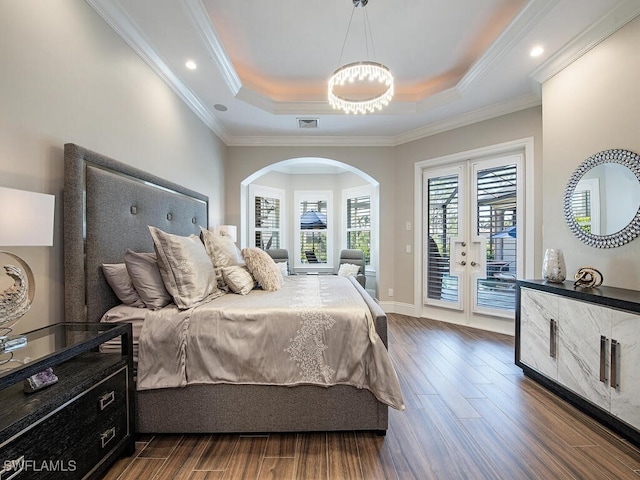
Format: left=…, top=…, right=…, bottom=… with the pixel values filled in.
left=470, top=261, right=477, bottom=267
left=549, top=319, right=557, bottom=358
left=458, top=261, right=466, bottom=266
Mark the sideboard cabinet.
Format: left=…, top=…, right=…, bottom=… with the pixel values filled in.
left=516, top=280, right=640, bottom=445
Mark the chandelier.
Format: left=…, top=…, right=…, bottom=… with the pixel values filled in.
left=328, top=0, right=394, bottom=114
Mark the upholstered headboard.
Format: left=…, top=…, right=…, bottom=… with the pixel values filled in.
left=63, top=143, right=209, bottom=323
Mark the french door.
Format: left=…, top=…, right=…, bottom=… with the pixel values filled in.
left=423, top=154, right=523, bottom=326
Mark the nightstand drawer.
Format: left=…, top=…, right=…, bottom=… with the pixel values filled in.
left=0, top=367, right=129, bottom=479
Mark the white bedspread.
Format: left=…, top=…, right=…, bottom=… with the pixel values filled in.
left=137, top=275, right=404, bottom=410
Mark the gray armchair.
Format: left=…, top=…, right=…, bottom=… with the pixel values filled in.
left=266, top=249, right=291, bottom=275
left=338, top=249, right=366, bottom=288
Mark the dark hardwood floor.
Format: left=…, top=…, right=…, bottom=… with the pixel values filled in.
left=103, top=313, right=640, bottom=479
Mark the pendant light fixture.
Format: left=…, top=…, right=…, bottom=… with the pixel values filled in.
left=328, top=0, right=394, bottom=114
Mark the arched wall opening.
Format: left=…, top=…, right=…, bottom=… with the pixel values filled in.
left=240, top=157, right=380, bottom=295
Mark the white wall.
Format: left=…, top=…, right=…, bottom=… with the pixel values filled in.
left=542, top=15, right=640, bottom=290
left=0, top=0, right=226, bottom=333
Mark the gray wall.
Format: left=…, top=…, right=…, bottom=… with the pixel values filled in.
left=542, top=15, right=640, bottom=290
left=0, top=0, right=226, bottom=333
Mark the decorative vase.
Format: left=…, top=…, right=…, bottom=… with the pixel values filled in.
left=542, top=248, right=566, bottom=283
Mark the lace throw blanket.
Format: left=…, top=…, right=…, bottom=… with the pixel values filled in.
left=137, top=275, right=405, bottom=410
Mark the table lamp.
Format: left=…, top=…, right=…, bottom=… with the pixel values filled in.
left=0, top=187, right=55, bottom=357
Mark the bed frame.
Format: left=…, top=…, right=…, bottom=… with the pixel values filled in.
left=63, top=143, right=389, bottom=434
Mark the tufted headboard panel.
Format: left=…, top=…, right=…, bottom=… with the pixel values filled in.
left=64, top=143, right=209, bottom=323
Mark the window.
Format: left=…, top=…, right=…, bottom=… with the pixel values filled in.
left=295, top=191, right=332, bottom=267
left=249, top=185, right=284, bottom=250
left=346, top=193, right=371, bottom=265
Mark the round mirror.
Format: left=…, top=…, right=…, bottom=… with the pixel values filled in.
left=564, top=149, right=640, bottom=248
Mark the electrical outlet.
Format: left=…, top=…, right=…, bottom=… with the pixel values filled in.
left=388, top=288, right=394, bottom=297
left=405, top=221, right=411, bottom=231
left=405, top=244, right=411, bottom=254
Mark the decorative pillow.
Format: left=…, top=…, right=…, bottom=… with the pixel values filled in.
left=241, top=247, right=283, bottom=292
left=200, top=227, right=244, bottom=291
left=124, top=250, right=173, bottom=310
left=222, top=265, right=256, bottom=295
left=338, top=263, right=361, bottom=277
left=276, top=261, right=288, bottom=277
left=101, top=263, right=145, bottom=308
left=149, top=226, right=220, bottom=309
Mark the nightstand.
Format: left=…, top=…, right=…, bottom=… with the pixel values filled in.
left=0, top=322, right=135, bottom=479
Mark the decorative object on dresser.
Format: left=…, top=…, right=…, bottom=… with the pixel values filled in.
left=0, top=322, right=135, bottom=479
left=516, top=280, right=640, bottom=447
left=213, top=224, right=237, bottom=243
left=563, top=148, right=640, bottom=248
left=541, top=248, right=566, bottom=283
left=0, top=187, right=55, bottom=358
left=574, top=266, right=603, bottom=288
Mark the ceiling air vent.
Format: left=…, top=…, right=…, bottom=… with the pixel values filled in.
left=297, top=118, right=319, bottom=129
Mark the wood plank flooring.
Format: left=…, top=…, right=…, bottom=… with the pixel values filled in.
left=103, top=313, right=640, bottom=479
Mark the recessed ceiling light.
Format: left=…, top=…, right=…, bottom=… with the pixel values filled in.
left=214, top=104, right=228, bottom=112
left=185, top=60, right=197, bottom=70
left=530, top=46, right=544, bottom=58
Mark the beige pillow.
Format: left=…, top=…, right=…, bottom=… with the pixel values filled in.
left=102, top=263, right=145, bottom=308
left=242, top=247, right=283, bottom=292
left=149, top=226, right=220, bottom=309
left=200, top=227, right=244, bottom=291
left=222, top=265, right=256, bottom=295
left=338, top=263, right=361, bottom=277
left=124, top=250, right=173, bottom=310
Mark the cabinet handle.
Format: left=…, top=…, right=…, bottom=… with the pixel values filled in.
left=99, top=390, right=115, bottom=410
left=600, top=336, right=608, bottom=383
left=0, top=455, right=25, bottom=480
left=611, top=339, right=619, bottom=389
left=549, top=319, right=557, bottom=358
left=100, top=427, right=116, bottom=449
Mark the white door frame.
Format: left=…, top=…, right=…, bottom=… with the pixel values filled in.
left=413, top=137, right=535, bottom=335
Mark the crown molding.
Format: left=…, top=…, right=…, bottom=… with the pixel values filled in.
left=226, top=93, right=541, bottom=147
left=530, top=0, right=640, bottom=84
left=85, top=0, right=231, bottom=144
left=181, top=0, right=242, bottom=95
left=459, top=0, right=556, bottom=93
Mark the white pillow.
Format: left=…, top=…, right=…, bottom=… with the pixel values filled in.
left=338, top=263, right=361, bottom=277
left=276, top=261, right=288, bottom=277
left=149, top=226, right=220, bottom=309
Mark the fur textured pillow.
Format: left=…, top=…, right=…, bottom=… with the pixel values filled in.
left=241, top=247, right=283, bottom=292
left=338, top=262, right=361, bottom=277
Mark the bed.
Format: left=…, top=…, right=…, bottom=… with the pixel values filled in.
left=63, top=143, right=402, bottom=434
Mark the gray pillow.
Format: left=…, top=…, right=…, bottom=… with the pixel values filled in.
left=101, top=263, right=145, bottom=308
left=149, top=226, right=220, bottom=309
left=222, top=265, right=256, bottom=295
left=124, top=250, right=173, bottom=310
left=242, top=247, right=283, bottom=292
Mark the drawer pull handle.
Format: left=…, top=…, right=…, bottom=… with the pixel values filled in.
left=0, top=455, right=25, bottom=480
left=549, top=319, right=557, bottom=358
left=101, top=427, right=116, bottom=448
left=611, top=339, right=619, bottom=389
left=600, top=336, right=608, bottom=383
left=99, top=391, right=115, bottom=410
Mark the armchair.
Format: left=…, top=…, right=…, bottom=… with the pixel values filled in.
left=337, top=249, right=366, bottom=288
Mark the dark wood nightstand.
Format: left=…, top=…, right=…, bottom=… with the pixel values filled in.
left=0, top=322, right=135, bottom=479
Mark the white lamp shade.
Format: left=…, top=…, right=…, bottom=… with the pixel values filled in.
left=0, top=187, right=55, bottom=246
left=213, top=225, right=237, bottom=243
